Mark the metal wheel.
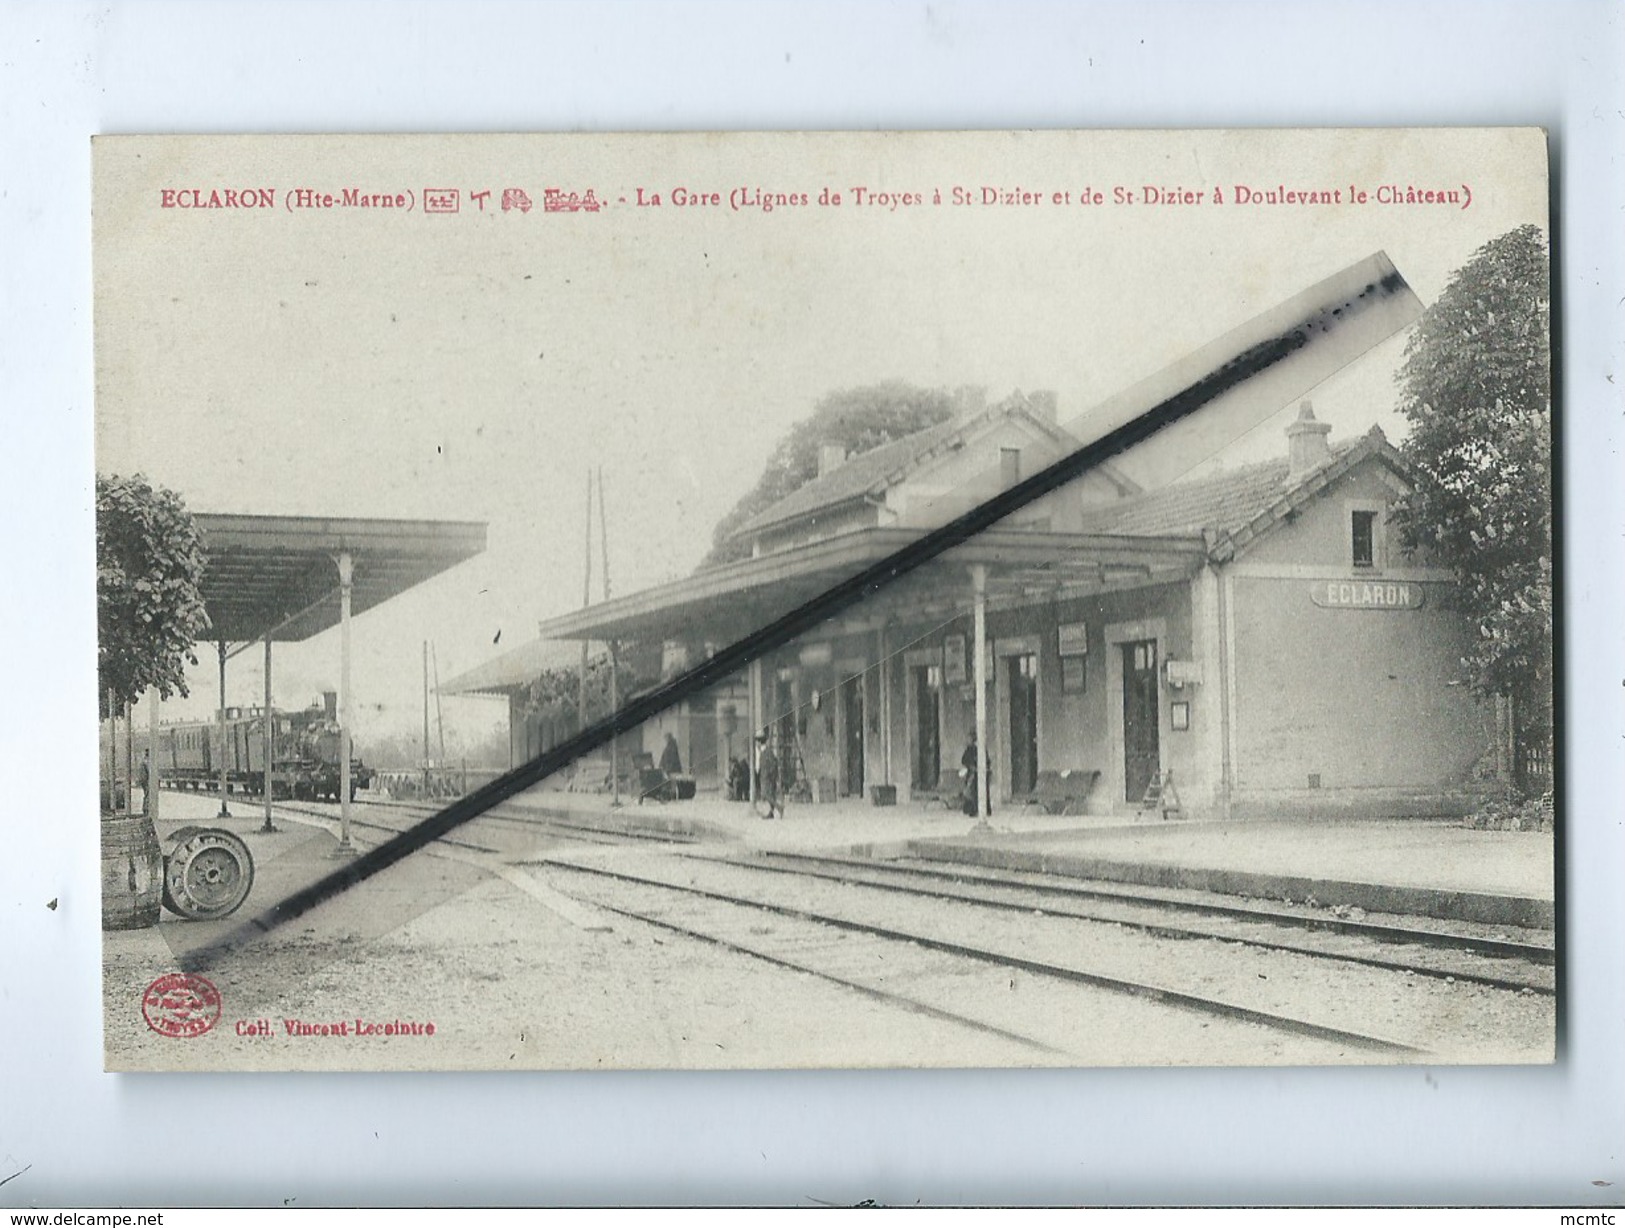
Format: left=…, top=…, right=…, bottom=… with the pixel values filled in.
left=160, top=826, right=205, bottom=913
left=163, top=827, right=255, bottom=920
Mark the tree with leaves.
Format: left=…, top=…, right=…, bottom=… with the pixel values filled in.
left=97, top=475, right=210, bottom=810
left=703, top=381, right=958, bottom=565
left=520, top=646, right=661, bottom=731
left=1391, top=225, right=1552, bottom=790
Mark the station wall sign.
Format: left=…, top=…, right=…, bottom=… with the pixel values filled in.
left=1310, top=579, right=1426, bottom=610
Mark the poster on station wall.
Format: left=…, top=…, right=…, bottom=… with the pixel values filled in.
left=94, top=129, right=1553, bottom=1072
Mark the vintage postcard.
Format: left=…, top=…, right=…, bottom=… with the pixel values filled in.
left=94, top=129, right=1553, bottom=1071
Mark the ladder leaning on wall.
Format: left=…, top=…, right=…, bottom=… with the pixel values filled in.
left=1140, top=769, right=1182, bottom=820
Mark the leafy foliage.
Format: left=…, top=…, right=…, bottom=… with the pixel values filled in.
left=521, top=645, right=661, bottom=730
left=702, top=381, right=958, bottom=565
left=364, top=721, right=515, bottom=771
left=96, top=473, right=210, bottom=716
left=1391, top=225, right=1552, bottom=764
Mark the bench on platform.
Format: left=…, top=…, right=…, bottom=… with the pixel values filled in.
left=1018, top=769, right=1101, bottom=815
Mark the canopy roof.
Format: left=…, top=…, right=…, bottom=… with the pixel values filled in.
left=526, top=526, right=1207, bottom=648
left=440, top=637, right=601, bottom=697
left=194, top=513, right=487, bottom=644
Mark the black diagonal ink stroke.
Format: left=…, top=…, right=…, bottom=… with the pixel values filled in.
left=181, top=270, right=1409, bottom=972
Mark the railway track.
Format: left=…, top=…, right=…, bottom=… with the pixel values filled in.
left=273, top=798, right=1552, bottom=997
left=725, top=849, right=1555, bottom=995
left=527, top=850, right=1439, bottom=1062
left=269, top=799, right=503, bottom=854
left=257, top=796, right=1550, bottom=1058
left=270, top=796, right=696, bottom=853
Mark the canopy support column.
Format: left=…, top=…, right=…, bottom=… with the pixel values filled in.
left=216, top=639, right=231, bottom=817
left=333, top=551, right=357, bottom=857
left=146, top=687, right=160, bottom=821
left=878, top=625, right=892, bottom=787
left=748, top=657, right=762, bottom=804
left=608, top=639, right=620, bottom=807
left=970, top=564, right=990, bottom=827
left=262, top=637, right=278, bottom=833
left=124, top=702, right=135, bottom=818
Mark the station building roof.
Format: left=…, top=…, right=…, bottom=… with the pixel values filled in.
left=193, top=513, right=487, bottom=644
left=521, top=525, right=1207, bottom=649
left=464, top=425, right=1406, bottom=680
left=1076, top=425, right=1408, bottom=560
left=731, top=393, right=1096, bottom=543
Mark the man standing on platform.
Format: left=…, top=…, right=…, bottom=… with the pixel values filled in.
left=137, top=749, right=151, bottom=816
left=755, top=730, right=782, bottom=820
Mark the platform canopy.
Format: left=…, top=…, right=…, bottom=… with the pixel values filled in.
left=522, top=525, right=1207, bottom=649
left=440, top=637, right=593, bottom=697
left=193, top=513, right=487, bottom=644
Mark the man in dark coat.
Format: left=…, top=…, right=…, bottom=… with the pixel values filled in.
left=755, top=732, right=782, bottom=819
left=960, top=732, right=989, bottom=817
left=659, top=732, right=683, bottom=776
left=137, top=750, right=151, bottom=815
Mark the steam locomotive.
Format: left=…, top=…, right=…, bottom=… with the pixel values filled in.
left=132, top=692, right=375, bottom=802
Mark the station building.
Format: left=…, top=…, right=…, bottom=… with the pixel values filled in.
left=450, top=388, right=1496, bottom=821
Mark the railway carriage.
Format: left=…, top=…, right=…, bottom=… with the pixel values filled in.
left=109, top=693, right=375, bottom=802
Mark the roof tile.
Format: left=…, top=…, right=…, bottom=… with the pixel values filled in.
left=1078, top=439, right=1364, bottom=538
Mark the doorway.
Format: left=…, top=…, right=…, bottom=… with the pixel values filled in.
left=686, top=695, right=716, bottom=790
left=1007, top=653, right=1039, bottom=796
left=841, top=674, right=865, bottom=796
left=1121, top=639, right=1160, bottom=802
left=772, top=675, right=798, bottom=795
left=911, top=664, right=942, bottom=789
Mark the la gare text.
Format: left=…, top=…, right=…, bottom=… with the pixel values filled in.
left=632, top=183, right=1471, bottom=210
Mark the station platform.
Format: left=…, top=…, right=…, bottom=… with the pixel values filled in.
left=125, top=784, right=1556, bottom=934
left=114, top=791, right=493, bottom=965
left=502, top=786, right=1556, bottom=930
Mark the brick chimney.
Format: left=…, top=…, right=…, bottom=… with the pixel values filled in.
left=817, top=443, right=847, bottom=477
left=1285, top=401, right=1332, bottom=481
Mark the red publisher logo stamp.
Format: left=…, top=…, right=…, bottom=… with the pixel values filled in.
left=142, top=973, right=222, bottom=1038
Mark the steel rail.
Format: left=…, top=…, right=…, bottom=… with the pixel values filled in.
left=756, top=850, right=1555, bottom=963
left=325, top=796, right=703, bottom=845
left=718, top=851, right=1554, bottom=996
left=271, top=801, right=502, bottom=855
left=533, top=855, right=1429, bottom=1058
left=578, top=898, right=1070, bottom=1058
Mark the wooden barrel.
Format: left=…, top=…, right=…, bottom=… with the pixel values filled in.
left=101, top=814, right=163, bottom=930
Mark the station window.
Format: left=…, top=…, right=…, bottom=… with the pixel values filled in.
left=1351, top=509, right=1378, bottom=569
left=1058, top=621, right=1088, bottom=695
left=1000, top=447, right=1021, bottom=488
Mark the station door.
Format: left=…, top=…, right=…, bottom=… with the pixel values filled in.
left=1121, top=639, right=1160, bottom=802
left=841, top=674, right=865, bottom=796
left=911, top=664, right=941, bottom=790
left=1007, top=653, right=1039, bottom=797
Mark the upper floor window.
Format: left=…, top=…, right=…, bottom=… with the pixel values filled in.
left=1351, top=509, right=1378, bottom=568
left=1000, top=447, right=1021, bottom=488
